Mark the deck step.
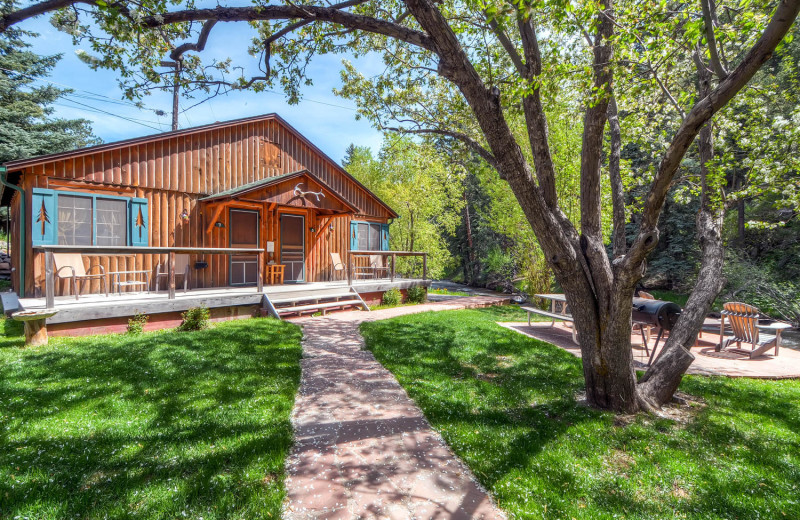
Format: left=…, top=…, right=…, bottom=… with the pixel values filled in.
left=269, top=291, right=354, bottom=304
left=276, top=299, right=364, bottom=314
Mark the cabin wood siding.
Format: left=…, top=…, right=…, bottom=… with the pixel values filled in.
left=7, top=115, right=394, bottom=297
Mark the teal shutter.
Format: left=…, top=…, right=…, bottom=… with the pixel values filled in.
left=31, top=188, right=57, bottom=245
left=381, top=223, right=390, bottom=251
left=129, top=198, right=149, bottom=247
left=350, top=221, right=359, bottom=250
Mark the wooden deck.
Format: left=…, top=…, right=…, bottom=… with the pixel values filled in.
left=18, top=278, right=430, bottom=325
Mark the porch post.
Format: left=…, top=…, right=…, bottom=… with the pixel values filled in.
left=257, top=251, right=264, bottom=292
left=422, top=253, right=427, bottom=281
left=168, top=251, right=176, bottom=300
left=391, top=253, right=396, bottom=282
left=45, top=250, right=55, bottom=309
left=348, top=254, right=353, bottom=285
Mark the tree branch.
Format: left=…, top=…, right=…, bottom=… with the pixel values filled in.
left=384, top=126, right=498, bottom=170
left=140, top=5, right=435, bottom=52
left=517, top=14, right=559, bottom=208
left=484, top=14, right=526, bottom=77
left=170, top=19, right=217, bottom=61
left=1, top=0, right=94, bottom=32
left=607, top=95, right=627, bottom=258
left=701, top=0, right=729, bottom=79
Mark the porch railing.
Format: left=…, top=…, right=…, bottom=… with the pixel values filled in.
left=348, top=250, right=427, bottom=285
left=34, top=245, right=264, bottom=308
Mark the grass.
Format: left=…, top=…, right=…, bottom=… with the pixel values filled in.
left=361, top=307, right=800, bottom=519
left=0, top=317, right=302, bottom=519
left=429, top=287, right=471, bottom=297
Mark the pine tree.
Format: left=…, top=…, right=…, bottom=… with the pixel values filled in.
left=0, top=11, right=98, bottom=164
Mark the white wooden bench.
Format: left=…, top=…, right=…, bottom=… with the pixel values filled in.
left=520, top=305, right=578, bottom=344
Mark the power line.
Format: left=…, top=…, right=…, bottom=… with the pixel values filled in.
left=0, top=66, right=148, bottom=110
left=56, top=98, right=165, bottom=131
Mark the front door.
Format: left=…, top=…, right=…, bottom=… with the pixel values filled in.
left=280, top=214, right=305, bottom=283
left=229, top=209, right=259, bottom=285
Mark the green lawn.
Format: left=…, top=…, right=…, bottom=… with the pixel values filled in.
left=361, top=307, right=800, bottom=519
left=0, top=317, right=302, bottom=519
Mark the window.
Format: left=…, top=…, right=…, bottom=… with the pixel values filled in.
left=95, top=198, right=128, bottom=246
left=57, top=195, right=93, bottom=246
left=350, top=221, right=389, bottom=251
left=32, top=188, right=149, bottom=247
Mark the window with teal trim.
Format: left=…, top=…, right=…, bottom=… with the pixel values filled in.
left=350, top=221, right=389, bottom=251
left=32, top=189, right=146, bottom=247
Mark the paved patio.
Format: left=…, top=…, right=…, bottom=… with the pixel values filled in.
left=500, top=322, right=800, bottom=379
left=284, top=296, right=509, bottom=519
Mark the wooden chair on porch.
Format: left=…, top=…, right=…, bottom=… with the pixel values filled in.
left=330, top=252, right=346, bottom=281
left=53, top=253, right=108, bottom=300
left=155, top=254, right=190, bottom=293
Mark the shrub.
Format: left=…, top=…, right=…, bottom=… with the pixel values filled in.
left=406, top=286, right=427, bottom=304
left=179, top=306, right=210, bottom=331
left=382, top=288, right=402, bottom=306
left=127, top=312, right=149, bottom=334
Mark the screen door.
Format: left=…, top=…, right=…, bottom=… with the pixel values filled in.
left=280, top=214, right=305, bottom=283
left=229, top=209, right=259, bottom=285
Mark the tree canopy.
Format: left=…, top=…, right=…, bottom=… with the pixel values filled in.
left=0, top=7, right=97, bottom=164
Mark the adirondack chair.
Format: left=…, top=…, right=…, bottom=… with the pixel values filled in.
left=329, top=252, right=346, bottom=281
left=719, top=302, right=783, bottom=358
left=53, top=253, right=108, bottom=300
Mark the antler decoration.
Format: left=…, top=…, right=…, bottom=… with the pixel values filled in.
left=294, top=183, right=325, bottom=202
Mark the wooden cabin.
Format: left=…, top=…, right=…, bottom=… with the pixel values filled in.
left=1, top=113, right=400, bottom=298
left=1, top=114, right=430, bottom=337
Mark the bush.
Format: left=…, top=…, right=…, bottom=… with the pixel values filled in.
left=127, top=312, right=149, bottom=334
left=179, top=306, right=210, bottom=331
left=406, top=286, right=427, bottom=304
left=382, top=288, right=402, bottom=306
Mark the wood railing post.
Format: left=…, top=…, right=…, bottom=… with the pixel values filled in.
left=45, top=250, right=55, bottom=309
left=168, top=251, right=176, bottom=300
left=422, top=253, right=427, bottom=281
left=257, top=251, right=264, bottom=292
left=391, top=253, right=396, bottom=282
left=348, top=255, right=353, bottom=285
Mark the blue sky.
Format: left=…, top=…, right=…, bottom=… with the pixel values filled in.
left=18, top=14, right=385, bottom=164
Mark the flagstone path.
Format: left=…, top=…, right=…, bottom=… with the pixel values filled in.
left=284, top=297, right=509, bottom=519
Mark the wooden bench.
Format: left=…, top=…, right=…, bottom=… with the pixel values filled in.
left=520, top=305, right=578, bottom=344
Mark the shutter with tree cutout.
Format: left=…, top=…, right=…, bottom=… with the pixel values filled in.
left=31, top=188, right=57, bottom=245
left=129, top=198, right=149, bottom=247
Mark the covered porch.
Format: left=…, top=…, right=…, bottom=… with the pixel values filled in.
left=11, top=244, right=428, bottom=339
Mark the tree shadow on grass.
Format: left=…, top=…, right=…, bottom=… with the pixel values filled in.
left=361, top=309, right=800, bottom=519
left=0, top=319, right=302, bottom=519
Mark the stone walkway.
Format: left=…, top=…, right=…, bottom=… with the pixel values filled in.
left=284, top=297, right=508, bottom=519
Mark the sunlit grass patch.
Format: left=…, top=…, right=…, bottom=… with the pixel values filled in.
left=361, top=307, right=800, bottom=519
left=0, top=317, right=302, bottom=519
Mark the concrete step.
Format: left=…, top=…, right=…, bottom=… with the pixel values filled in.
left=277, top=299, right=364, bottom=315
left=270, top=291, right=354, bottom=305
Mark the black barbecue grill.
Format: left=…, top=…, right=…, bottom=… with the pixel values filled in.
left=632, top=297, right=682, bottom=365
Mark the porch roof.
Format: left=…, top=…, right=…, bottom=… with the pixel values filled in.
left=200, top=169, right=360, bottom=214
